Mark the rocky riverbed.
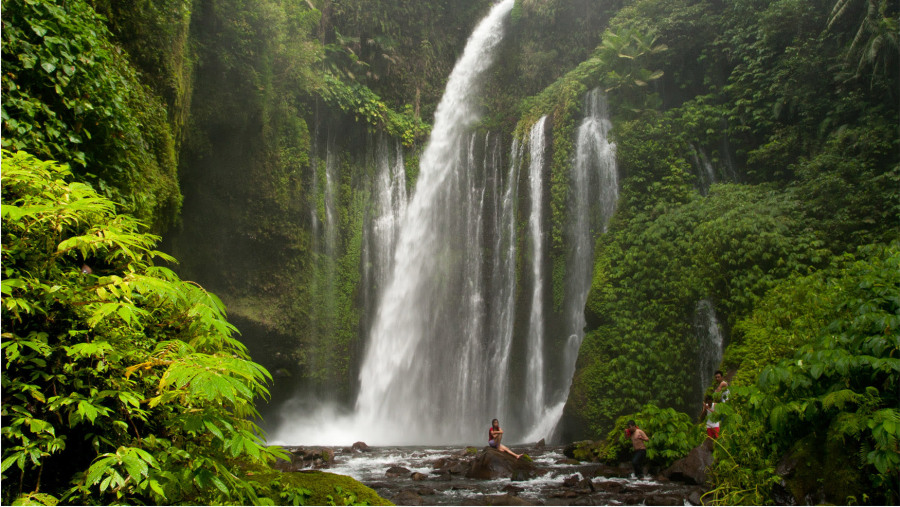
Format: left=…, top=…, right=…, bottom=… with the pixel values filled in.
left=272, top=444, right=711, bottom=505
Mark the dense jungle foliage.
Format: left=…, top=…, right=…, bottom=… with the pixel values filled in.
left=2, top=0, right=898, bottom=504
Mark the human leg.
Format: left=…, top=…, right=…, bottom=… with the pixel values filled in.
left=498, top=444, right=521, bottom=459
left=631, top=449, right=646, bottom=477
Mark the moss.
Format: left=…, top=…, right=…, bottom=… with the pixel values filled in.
left=566, top=440, right=603, bottom=462
left=247, top=466, right=393, bottom=506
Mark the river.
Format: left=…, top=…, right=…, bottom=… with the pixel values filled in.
left=288, top=444, right=704, bottom=505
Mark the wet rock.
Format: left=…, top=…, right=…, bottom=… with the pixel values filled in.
left=688, top=488, right=705, bottom=505
left=592, top=463, right=629, bottom=478
left=351, top=441, right=370, bottom=453
left=594, top=479, right=623, bottom=494
left=272, top=446, right=335, bottom=471
left=577, top=477, right=596, bottom=492
left=535, top=439, right=545, bottom=449
left=463, top=494, right=534, bottom=505
left=662, top=443, right=714, bottom=485
left=386, top=466, right=412, bottom=478
left=563, top=474, right=581, bottom=487
left=502, top=484, right=523, bottom=496
left=449, top=461, right=470, bottom=474
left=466, top=448, right=537, bottom=480
left=431, top=470, right=452, bottom=481
left=410, top=472, right=428, bottom=481
left=510, top=469, right=531, bottom=482
left=571, top=495, right=608, bottom=506
left=648, top=495, right=684, bottom=505
left=392, top=490, right=424, bottom=506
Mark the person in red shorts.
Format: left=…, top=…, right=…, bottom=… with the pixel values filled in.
left=702, top=395, right=720, bottom=439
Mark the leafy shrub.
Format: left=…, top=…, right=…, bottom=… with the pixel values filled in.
left=598, top=403, right=704, bottom=468
left=0, top=151, right=286, bottom=505
left=1, top=0, right=181, bottom=231
left=707, top=242, right=900, bottom=505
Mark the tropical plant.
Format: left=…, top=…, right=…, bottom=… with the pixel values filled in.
left=707, top=242, right=900, bottom=505
left=598, top=404, right=704, bottom=468
left=0, top=151, right=286, bottom=505
left=1, top=0, right=181, bottom=231
left=828, top=0, right=899, bottom=86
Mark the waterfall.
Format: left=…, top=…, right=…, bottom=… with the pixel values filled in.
left=525, top=88, right=618, bottom=442
left=690, top=144, right=717, bottom=196
left=353, top=0, right=516, bottom=445
left=490, top=137, right=521, bottom=422
left=694, top=299, right=724, bottom=399
left=361, top=133, right=408, bottom=343
left=323, top=142, right=339, bottom=258
left=524, top=116, right=549, bottom=425
left=562, top=88, right=618, bottom=384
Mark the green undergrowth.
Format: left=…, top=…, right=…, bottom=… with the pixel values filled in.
left=246, top=466, right=392, bottom=506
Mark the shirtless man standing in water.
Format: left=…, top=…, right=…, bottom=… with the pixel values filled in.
left=489, top=419, right=522, bottom=459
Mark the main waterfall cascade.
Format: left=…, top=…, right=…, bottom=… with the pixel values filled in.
left=270, top=2, right=621, bottom=446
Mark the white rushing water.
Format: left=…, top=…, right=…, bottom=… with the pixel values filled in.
left=490, top=137, right=521, bottom=422
left=694, top=299, right=724, bottom=399
left=525, top=89, right=619, bottom=442
left=524, top=116, right=548, bottom=426
left=271, top=0, right=517, bottom=446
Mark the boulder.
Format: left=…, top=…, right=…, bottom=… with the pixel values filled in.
left=463, top=494, right=534, bottom=505
left=577, top=478, right=596, bottom=493
left=647, top=495, right=684, bottom=506
left=410, top=472, right=428, bottom=481
left=466, top=448, right=537, bottom=480
left=688, top=488, right=705, bottom=505
left=351, top=441, right=370, bottom=453
left=449, top=461, right=471, bottom=475
left=563, top=474, right=581, bottom=487
left=386, top=466, right=412, bottom=478
left=271, top=446, right=335, bottom=471
left=662, top=444, right=714, bottom=485
left=392, top=490, right=424, bottom=506
left=592, top=463, right=629, bottom=478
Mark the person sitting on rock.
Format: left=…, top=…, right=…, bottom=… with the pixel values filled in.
left=488, top=419, right=521, bottom=459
